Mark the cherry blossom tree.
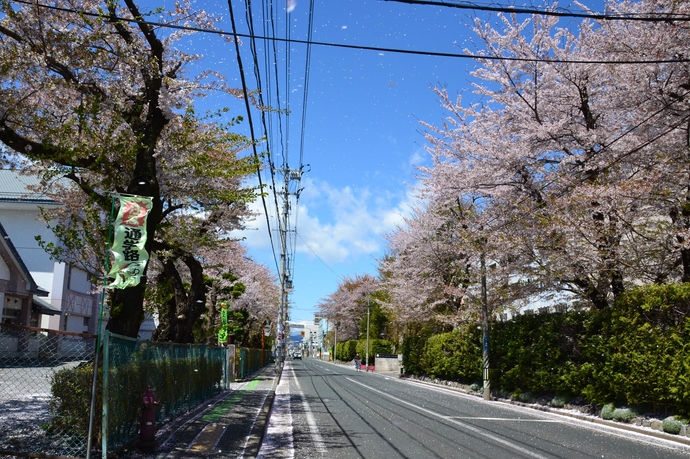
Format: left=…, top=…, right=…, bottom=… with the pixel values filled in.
left=193, top=241, right=280, bottom=346
left=416, top=0, right=690, bottom=313
left=0, top=0, right=259, bottom=339
left=317, top=274, right=380, bottom=341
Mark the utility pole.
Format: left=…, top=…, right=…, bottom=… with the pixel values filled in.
left=333, top=321, right=338, bottom=363
left=366, top=297, right=370, bottom=371
left=276, top=167, right=302, bottom=371
left=480, top=248, right=490, bottom=400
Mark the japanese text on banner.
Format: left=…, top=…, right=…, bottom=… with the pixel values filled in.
left=108, top=195, right=153, bottom=289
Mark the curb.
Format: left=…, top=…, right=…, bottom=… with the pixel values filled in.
left=502, top=398, right=690, bottom=448
left=404, top=377, right=690, bottom=448
left=243, top=364, right=282, bottom=458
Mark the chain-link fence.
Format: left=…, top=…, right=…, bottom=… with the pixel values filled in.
left=1, top=325, right=273, bottom=458
left=0, top=323, right=96, bottom=458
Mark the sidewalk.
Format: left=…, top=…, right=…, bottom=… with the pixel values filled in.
left=114, top=364, right=280, bottom=459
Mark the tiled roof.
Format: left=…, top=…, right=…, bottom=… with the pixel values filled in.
left=0, top=169, right=56, bottom=203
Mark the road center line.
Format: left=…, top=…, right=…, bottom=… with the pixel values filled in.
left=450, top=417, right=564, bottom=422
left=348, top=378, right=549, bottom=459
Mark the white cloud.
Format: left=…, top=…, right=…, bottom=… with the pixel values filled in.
left=236, top=176, right=418, bottom=267
left=294, top=178, right=418, bottom=264
left=408, top=148, right=428, bottom=168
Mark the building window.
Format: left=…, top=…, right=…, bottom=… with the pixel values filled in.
left=2, top=296, right=21, bottom=325
left=30, top=312, right=40, bottom=328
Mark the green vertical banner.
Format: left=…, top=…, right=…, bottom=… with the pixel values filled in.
left=218, top=302, right=229, bottom=343
left=107, top=195, right=153, bottom=289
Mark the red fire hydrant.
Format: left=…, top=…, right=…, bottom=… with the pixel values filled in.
left=140, top=386, right=158, bottom=451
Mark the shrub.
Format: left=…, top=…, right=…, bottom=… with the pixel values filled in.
left=469, top=383, right=481, bottom=393
left=421, top=325, right=481, bottom=382
left=611, top=407, right=636, bottom=423
left=492, top=310, right=586, bottom=397
left=551, top=395, right=568, bottom=408
left=401, top=321, right=451, bottom=375
left=49, top=362, right=102, bottom=440
left=402, top=283, right=690, bottom=419
left=601, top=403, right=615, bottom=420
left=495, top=388, right=511, bottom=400
left=516, top=391, right=533, bottom=403
left=337, top=340, right=358, bottom=362
left=356, top=339, right=393, bottom=363
left=662, top=416, right=683, bottom=435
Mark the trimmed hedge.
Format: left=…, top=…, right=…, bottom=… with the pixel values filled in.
left=421, top=325, right=481, bottom=382
left=356, top=339, right=393, bottom=362
left=335, top=339, right=393, bottom=363
left=401, top=321, right=450, bottom=375
left=336, top=340, right=358, bottom=362
left=403, top=283, right=690, bottom=417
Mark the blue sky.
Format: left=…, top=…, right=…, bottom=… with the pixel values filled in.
left=229, top=0, right=477, bottom=323
left=144, top=0, right=600, bottom=323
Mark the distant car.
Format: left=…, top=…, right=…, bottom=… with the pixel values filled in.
left=293, top=352, right=302, bottom=360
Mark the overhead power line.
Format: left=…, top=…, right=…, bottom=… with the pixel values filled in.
left=7, top=0, right=690, bottom=65
left=384, top=0, right=690, bottom=21
left=225, top=0, right=279, bottom=273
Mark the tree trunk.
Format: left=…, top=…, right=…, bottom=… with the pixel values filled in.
left=151, top=255, right=208, bottom=343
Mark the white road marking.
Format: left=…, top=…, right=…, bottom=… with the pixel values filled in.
left=400, top=378, right=690, bottom=453
left=348, top=377, right=549, bottom=459
left=450, top=417, right=563, bottom=422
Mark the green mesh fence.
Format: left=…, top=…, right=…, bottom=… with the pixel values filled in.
left=236, top=347, right=273, bottom=380
left=0, top=323, right=96, bottom=458
left=102, top=332, right=229, bottom=455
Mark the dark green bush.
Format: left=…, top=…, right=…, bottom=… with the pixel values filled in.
left=356, top=339, right=392, bottom=363
left=492, top=311, right=586, bottom=397
left=49, top=362, right=102, bottom=440
left=337, top=340, right=358, bottom=362
left=578, top=284, right=690, bottom=415
left=421, top=325, right=481, bottom=382
left=401, top=321, right=450, bottom=375
left=402, top=283, right=690, bottom=418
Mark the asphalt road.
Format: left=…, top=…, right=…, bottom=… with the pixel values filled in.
left=258, top=358, right=690, bottom=459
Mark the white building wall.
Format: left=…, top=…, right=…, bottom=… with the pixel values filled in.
left=68, top=267, right=91, bottom=294
left=0, top=255, right=10, bottom=280
left=0, top=194, right=99, bottom=333
left=0, top=205, right=63, bottom=330
left=0, top=207, right=57, bottom=274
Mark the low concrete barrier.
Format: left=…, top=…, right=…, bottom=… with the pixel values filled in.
left=374, top=354, right=401, bottom=373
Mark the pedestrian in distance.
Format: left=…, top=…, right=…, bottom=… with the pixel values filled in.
left=354, top=353, right=362, bottom=371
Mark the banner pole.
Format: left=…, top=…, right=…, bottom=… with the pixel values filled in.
left=87, top=195, right=116, bottom=459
